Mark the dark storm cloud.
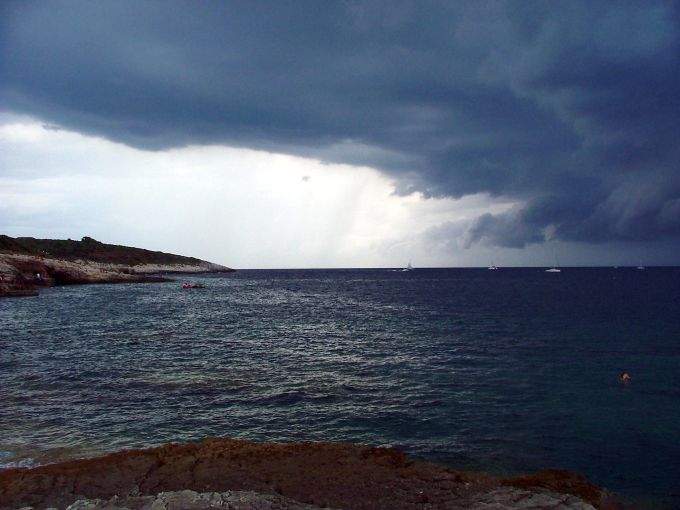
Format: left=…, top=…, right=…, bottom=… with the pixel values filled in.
left=2, top=0, right=679, bottom=249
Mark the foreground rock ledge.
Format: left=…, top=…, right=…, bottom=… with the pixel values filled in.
left=0, top=438, right=618, bottom=510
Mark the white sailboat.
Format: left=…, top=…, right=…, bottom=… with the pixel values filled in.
left=546, top=251, right=561, bottom=273
left=402, top=261, right=414, bottom=272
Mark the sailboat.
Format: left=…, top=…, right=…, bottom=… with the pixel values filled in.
left=402, top=261, right=414, bottom=272
left=546, top=252, right=561, bottom=272
left=487, top=261, right=498, bottom=270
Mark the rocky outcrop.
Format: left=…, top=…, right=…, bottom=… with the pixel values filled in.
left=0, top=258, right=40, bottom=296
left=0, top=438, right=619, bottom=510
left=0, top=236, right=234, bottom=297
left=502, top=470, right=619, bottom=510
left=64, top=489, right=326, bottom=509
left=0, top=253, right=170, bottom=296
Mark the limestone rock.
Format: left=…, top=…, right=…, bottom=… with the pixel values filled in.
left=0, top=438, right=617, bottom=510
left=65, top=489, right=328, bottom=510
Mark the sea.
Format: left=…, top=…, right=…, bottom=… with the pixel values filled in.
left=1, top=267, right=679, bottom=508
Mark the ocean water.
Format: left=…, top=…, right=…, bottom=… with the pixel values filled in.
left=1, top=267, right=679, bottom=507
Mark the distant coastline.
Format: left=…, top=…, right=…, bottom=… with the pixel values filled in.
left=0, top=235, right=234, bottom=297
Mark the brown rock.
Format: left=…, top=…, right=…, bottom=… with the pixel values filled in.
left=64, top=489, right=328, bottom=509
left=502, top=470, right=620, bottom=510
left=0, top=438, right=615, bottom=510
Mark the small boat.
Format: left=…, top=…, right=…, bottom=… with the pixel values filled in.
left=488, top=262, right=498, bottom=270
left=401, top=261, right=414, bottom=272
left=546, top=251, right=561, bottom=272
left=182, top=282, right=205, bottom=289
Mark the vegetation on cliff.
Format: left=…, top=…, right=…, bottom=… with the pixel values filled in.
left=0, top=235, right=233, bottom=297
left=0, top=235, right=206, bottom=266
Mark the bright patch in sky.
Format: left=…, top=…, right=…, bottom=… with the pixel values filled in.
left=2, top=3, right=679, bottom=267
left=0, top=115, right=518, bottom=268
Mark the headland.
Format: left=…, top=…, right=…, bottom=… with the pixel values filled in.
left=0, top=438, right=619, bottom=509
left=0, top=235, right=234, bottom=297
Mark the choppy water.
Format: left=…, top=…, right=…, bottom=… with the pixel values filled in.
left=1, top=268, right=679, bottom=507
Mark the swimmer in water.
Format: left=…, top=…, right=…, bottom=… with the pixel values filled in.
left=620, top=372, right=631, bottom=383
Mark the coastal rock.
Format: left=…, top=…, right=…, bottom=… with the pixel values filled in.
left=502, top=470, right=619, bottom=510
left=0, top=438, right=617, bottom=510
left=59, top=488, right=599, bottom=510
left=0, top=235, right=234, bottom=297
left=0, top=259, right=39, bottom=296
left=64, top=489, right=328, bottom=509
left=0, top=253, right=172, bottom=293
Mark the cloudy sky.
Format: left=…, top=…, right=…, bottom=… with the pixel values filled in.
left=1, top=1, right=679, bottom=268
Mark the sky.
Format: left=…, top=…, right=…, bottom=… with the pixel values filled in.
left=1, top=1, right=679, bottom=268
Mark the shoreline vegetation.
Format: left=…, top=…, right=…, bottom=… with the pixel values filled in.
left=0, top=438, right=619, bottom=510
left=0, top=235, right=234, bottom=297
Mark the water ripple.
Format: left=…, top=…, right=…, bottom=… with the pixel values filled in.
left=1, top=268, right=679, bottom=507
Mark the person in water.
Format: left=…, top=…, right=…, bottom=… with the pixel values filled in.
left=620, top=372, right=631, bottom=383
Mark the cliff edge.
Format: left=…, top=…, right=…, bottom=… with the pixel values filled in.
left=0, top=235, right=233, bottom=297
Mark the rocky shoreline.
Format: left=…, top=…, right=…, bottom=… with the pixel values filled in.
left=0, top=438, right=620, bottom=510
left=0, top=253, right=232, bottom=297
left=0, top=239, right=234, bottom=298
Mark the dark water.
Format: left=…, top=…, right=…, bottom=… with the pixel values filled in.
left=1, top=268, right=679, bottom=507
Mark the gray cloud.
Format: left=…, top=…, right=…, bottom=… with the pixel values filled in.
left=2, top=0, right=679, bottom=252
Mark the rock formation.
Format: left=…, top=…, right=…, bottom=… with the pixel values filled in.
left=0, top=438, right=620, bottom=510
left=61, top=490, right=325, bottom=509
left=0, top=235, right=233, bottom=297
